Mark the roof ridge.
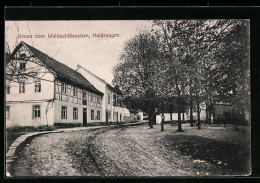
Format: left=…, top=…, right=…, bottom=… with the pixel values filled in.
left=77, top=65, right=108, bottom=85
left=77, top=65, right=116, bottom=90
left=22, top=42, right=73, bottom=71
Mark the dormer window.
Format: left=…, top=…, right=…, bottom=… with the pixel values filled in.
left=20, top=62, right=26, bottom=70
left=19, top=53, right=26, bottom=59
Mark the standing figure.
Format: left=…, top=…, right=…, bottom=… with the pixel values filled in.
left=161, top=113, right=165, bottom=131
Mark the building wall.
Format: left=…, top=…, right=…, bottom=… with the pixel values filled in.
left=185, top=110, right=206, bottom=121
left=77, top=66, right=132, bottom=123
left=160, top=113, right=187, bottom=121
left=53, top=100, right=102, bottom=124
left=5, top=45, right=103, bottom=127
left=137, top=112, right=144, bottom=121
left=105, top=86, right=114, bottom=122
left=213, top=105, right=233, bottom=120
left=113, top=106, right=132, bottom=122
left=6, top=101, right=54, bottom=127
left=77, top=67, right=107, bottom=122
left=6, top=73, right=55, bottom=102
left=140, top=110, right=206, bottom=124
left=106, top=87, right=133, bottom=122
left=6, top=45, right=55, bottom=127
left=54, top=79, right=102, bottom=108
left=6, top=47, right=55, bottom=102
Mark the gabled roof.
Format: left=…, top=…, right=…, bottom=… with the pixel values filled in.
left=9, top=41, right=103, bottom=96
left=77, top=65, right=117, bottom=93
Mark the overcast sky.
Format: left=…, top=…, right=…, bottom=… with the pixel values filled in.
left=5, top=20, right=153, bottom=85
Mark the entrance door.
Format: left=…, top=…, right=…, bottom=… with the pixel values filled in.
left=106, top=112, right=109, bottom=123
left=83, top=108, right=87, bottom=126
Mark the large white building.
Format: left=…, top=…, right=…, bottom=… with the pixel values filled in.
left=6, top=41, right=132, bottom=127
left=76, top=65, right=133, bottom=124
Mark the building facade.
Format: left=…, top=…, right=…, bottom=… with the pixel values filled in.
left=5, top=41, right=103, bottom=127
left=76, top=65, right=133, bottom=123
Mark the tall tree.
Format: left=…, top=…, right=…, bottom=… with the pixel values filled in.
left=211, top=20, right=250, bottom=124
left=113, top=32, right=162, bottom=128
left=153, top=20, right=247, bottom=129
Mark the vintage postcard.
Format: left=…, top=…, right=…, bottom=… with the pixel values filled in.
left=5, top=20, right=251, bottom=177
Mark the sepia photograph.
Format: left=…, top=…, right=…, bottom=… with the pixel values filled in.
left=5, top=20, right=251, bottom=177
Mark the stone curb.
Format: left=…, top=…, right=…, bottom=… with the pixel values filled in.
left=5, top=130, right=64, bottom=177
left=5, top=121, right=147, bottom=177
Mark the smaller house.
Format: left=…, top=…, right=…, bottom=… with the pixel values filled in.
left=157, top=101, right=206, bottom=122
left=213, top=104, right=233, bottom=122
left=76, top=65, right=134, bottom=124
left=212, top=103, right=250, bottom=125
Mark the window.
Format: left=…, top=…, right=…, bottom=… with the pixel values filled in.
left=6, top=106, right=10, bottom=119
left=113, top=94, right=117, bottom=106
left=35, top=80, right=41, bottom=92
left=73, top=108, right=78, bottom=120
left=108, top=93, right=111, bottom=104
left=83, top=91, right=86, bottom=98
left=97, top=111, right=100, bottom=120
left=19, top=81, right=25, bottom=93
left=91, top=94, right=93, bottom=101
left=33, top=105, right=41, bottom=118
left=61, top=82, right=67, bottom=94
left=91, top=110, right=94, bottom=120
left=82, top=91, right=87, bottom=105
left=61, top=106, right=67, bottom=119
left=82, top=100, right=87, bottom=105
left=73, top=86, right=78, bottom=96
left=20, top=62, right=26, bottom=70
left=6, top=84, right=10, bottom=94
left=107, top=112, right=111, bottom=120
left=97, top=97, right=101, bottom=103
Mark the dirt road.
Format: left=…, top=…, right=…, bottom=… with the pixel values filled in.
left=10, top=124, right=250, bottom=177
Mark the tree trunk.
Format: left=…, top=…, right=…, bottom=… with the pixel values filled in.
left=148, top=111, right=153, bottom=128
left=170, top=101, right=173, bottom=124
left=205, top=85, right=210, bottom=123
left=197, top=94, right=201, bottom=129
left=206, top=102, right=209, bottom=123
left=177, top=96, right=183, bottom=132
left=190, top=87, right=194, bottom=127
left=182, top=112, right=185, bottom=122
left=209, top=103, right=212, bottom=123
left=160, top=102, right=164, bottom=131
left=235, top=109, right=239, bottom=131
left=213, top=109, right=216, bottom=124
